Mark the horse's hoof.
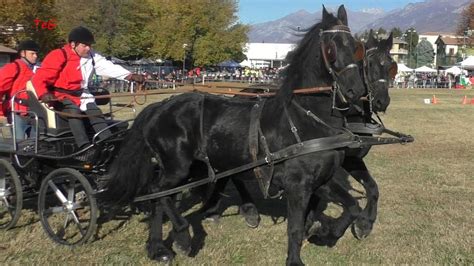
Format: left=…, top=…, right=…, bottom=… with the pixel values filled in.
left=148, top=247, right=175, bottom=263
left=157, top=254, right=172, bottom=264
left=305, top=221, right=321, bottom=238
left=203, top=213, right=220, bottom=223
left=173, top=242, right=192, bottom=256
left=351, top=219, right=373, bottom=240
left=172, top=228, right=192, bottom=257
left=239, top=203, right=260, bottom=228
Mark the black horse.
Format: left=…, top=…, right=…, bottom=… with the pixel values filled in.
left=305, top=30, right=398, bottom=246
left=199, top=31, right=398, bottom=240
left=101, top=5, right=366, bottom=265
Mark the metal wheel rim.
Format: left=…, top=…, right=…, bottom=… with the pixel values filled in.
left=0, top=159, right=22, bottom=230
left=38, top=168, right=97, bottom=246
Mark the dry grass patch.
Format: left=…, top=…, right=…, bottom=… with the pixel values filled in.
left=1, top=86, right=473, bottom=264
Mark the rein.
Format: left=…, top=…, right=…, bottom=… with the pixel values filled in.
left=43, top=85, right=334, bottom=119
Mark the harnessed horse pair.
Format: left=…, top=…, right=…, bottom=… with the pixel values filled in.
left=100, top=5, right=409, bottom=266
left=198, top=30, right=398, bottom=245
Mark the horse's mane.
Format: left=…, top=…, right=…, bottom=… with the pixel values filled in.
left=276, top=12, right=340, bottom=105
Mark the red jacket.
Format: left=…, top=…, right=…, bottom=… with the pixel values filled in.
left=0, top=59, right=34, bottom=116
left=32, top=44, right=84, bottom=106
left=32, top=44, right=130, bottom=106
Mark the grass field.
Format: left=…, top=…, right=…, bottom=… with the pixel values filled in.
left=1, top=86, right=473, bottom=265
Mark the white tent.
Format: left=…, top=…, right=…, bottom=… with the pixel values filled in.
left=415, top=65, right=437, bottom=73
left=444, top=66, right=467, bottom=76
left=397, top=63, right=413, bottom=72
left=239, top=60, right=252, bottom=67
left=460, top=56, right=474, bottom=70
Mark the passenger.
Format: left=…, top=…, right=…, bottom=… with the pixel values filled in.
left=31, top=26, right=144, bottom=159
left=0, top=40, right=40, bottom=140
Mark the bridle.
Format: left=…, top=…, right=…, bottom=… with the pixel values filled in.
left=320, top=24, right=361, bottom=110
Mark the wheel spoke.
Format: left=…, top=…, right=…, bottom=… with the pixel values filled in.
left=2, top=197, right=11, bottom=209
left=0, top=176, right=5, bottom=190
left=1, top=198, right=13, bottom=219
left=48, top=180, right=68, bottom=204
left=63, top=213, right=70, bottom=229
left=67, top=179, right=75, bottom=203
left=70, top=211, right=86, bottom=236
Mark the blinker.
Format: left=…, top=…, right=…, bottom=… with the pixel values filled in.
left=353, top=41, right=365, bottom=61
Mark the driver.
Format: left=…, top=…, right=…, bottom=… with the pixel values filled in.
left=31, top=26, right=144, bottom=160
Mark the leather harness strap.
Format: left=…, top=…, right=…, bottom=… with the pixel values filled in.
left=249, top=99, right=278, bottom=198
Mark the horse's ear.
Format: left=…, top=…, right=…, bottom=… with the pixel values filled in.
left=322, top=5, right=331, bottom=22
left=386, top=32, right=394, bottom=50
left=337, top=5, right=348, bottom=26
left=379, top=32, right=393, bottom=53
left=366, top=30, right=375, bottom=46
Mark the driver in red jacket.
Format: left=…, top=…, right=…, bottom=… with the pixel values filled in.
left=31, top=26, right=144, bottom=160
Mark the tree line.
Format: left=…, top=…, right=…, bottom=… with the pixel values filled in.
left=1, top=1, right=472, bottom=69
left=0, top=0, right=249, bottom=67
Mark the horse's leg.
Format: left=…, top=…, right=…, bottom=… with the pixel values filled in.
left=200, top=174, right=260, bottom=228
left=233, top=176, right=260, bottom=228
left=285, top=165, right=316, bottom=266
left=305, top=194, right=328, bottom=238
left=160, top=196, right=193, bottom=256
left=308, top=167, right=362, bottom=247
left=147, top=200, right=174, bottom=262
left=199, top=178, right=230, bottom=222
left=305, top=167, right=354, bottom=238
left=343, top=157, right=379, bottom=239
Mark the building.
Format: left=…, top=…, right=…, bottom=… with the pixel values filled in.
left=0, top=44, right=17, bottom=67
left=435, top=35, right=465, bottom=66
left=389, top=37, right=408, bottom=64
left=240, top=43, right=296, bottom=69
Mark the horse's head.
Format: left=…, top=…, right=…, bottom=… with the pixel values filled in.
left=278, top=5, right=366, bottom=106
left=363, top=30, right=397, bottom=112
left=319, top=5, right=366, bottom=105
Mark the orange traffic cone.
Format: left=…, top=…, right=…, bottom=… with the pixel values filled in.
left=431, top=95, right=438, bottom=104
left=462, top=95, right=468, bottom=105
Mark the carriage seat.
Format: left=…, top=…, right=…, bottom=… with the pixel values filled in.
left=25, top=81, right=72, bottom=137
left=25, top=81, right=129, bottom=138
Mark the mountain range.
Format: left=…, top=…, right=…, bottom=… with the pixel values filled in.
left=247, top=0, right=471, bottom=43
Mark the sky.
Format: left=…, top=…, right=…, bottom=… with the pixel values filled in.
left=238, top=0, right=425, bottom=24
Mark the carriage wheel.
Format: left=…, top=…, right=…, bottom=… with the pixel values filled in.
left=38, top=168, right=98, bottom=246
left=0, top=159, right=22, bottom=230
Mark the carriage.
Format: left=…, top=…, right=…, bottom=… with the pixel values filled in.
left=0, top=85, right=131, bottom=245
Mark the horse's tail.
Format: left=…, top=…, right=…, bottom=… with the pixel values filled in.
left=98, top=105, right=159, bottom=206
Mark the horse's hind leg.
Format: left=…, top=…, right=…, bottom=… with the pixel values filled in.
left=200, top=174, right=260, bottom=228
left=308, top=168, right=361, bottom=247
left=147, top=200, right=174, bottom=262
left=343, top=158, right=379, bottom=239
left=199, top=178, right=230, bottom=222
